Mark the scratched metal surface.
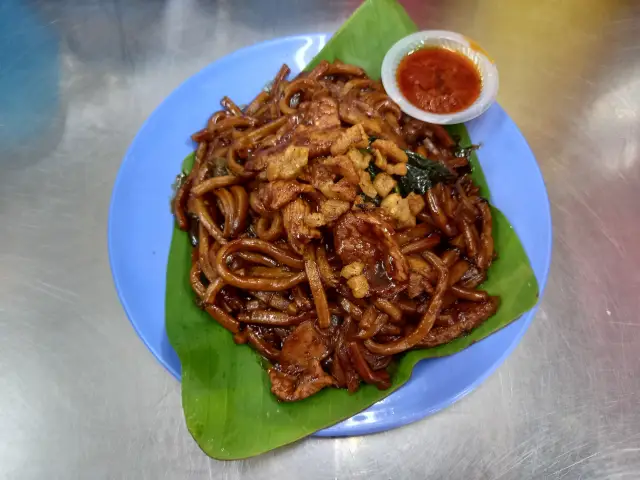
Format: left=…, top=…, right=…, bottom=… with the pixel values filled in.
left=1, top=0, right=639, bottom=478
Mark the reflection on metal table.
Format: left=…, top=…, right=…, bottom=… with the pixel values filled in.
left=1, top=0, right=639, bottom=478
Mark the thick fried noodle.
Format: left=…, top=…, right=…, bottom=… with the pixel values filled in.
left=173, top=60, right=500, bottom=402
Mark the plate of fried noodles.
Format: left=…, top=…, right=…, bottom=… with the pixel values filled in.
left=108, top=33, right=551, bottom=444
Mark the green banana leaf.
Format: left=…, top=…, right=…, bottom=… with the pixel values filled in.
left=166, top=0, right=538, bottom=460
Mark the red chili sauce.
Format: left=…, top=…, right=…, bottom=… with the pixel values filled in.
left=397, top=47, right=482, bottom=114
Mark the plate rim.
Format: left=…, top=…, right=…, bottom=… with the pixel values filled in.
left=108, top=32, right=553, bottom=438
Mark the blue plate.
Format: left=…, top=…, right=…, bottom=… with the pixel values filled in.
left=108, top=34, right=552, bottom=437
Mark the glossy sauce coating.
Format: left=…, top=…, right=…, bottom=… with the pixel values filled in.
left=397, top=47, right=482, bottom=114
left=176, top=60, right=499, bottom=403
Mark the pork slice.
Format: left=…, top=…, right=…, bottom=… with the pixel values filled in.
left=256, top=180, right=314, bottom=211
left=269, top=321, right=336, bottom=401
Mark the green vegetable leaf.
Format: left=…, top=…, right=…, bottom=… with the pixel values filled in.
left=366, top=161, right=382, bottom=181
left=404, top=150, right=448, bottom=171
left=397, top=151, right=456, bottom=196
left=361, top=193, right=382, bottom=206
left=166, top=0, right=539, bottom=460
left=397, top=163, right=444, bottom=196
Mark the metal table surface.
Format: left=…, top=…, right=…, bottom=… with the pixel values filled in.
left=1, top=0, right=639, bottom=478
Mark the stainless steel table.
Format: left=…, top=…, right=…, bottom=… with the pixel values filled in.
left=1, top=0, right=639, bottom=478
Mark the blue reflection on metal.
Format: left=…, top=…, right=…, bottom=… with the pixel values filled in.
left=0, top=0, right=59, bottom=150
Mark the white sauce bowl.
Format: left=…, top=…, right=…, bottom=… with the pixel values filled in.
left=381, top=30, right=499, bottom=125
